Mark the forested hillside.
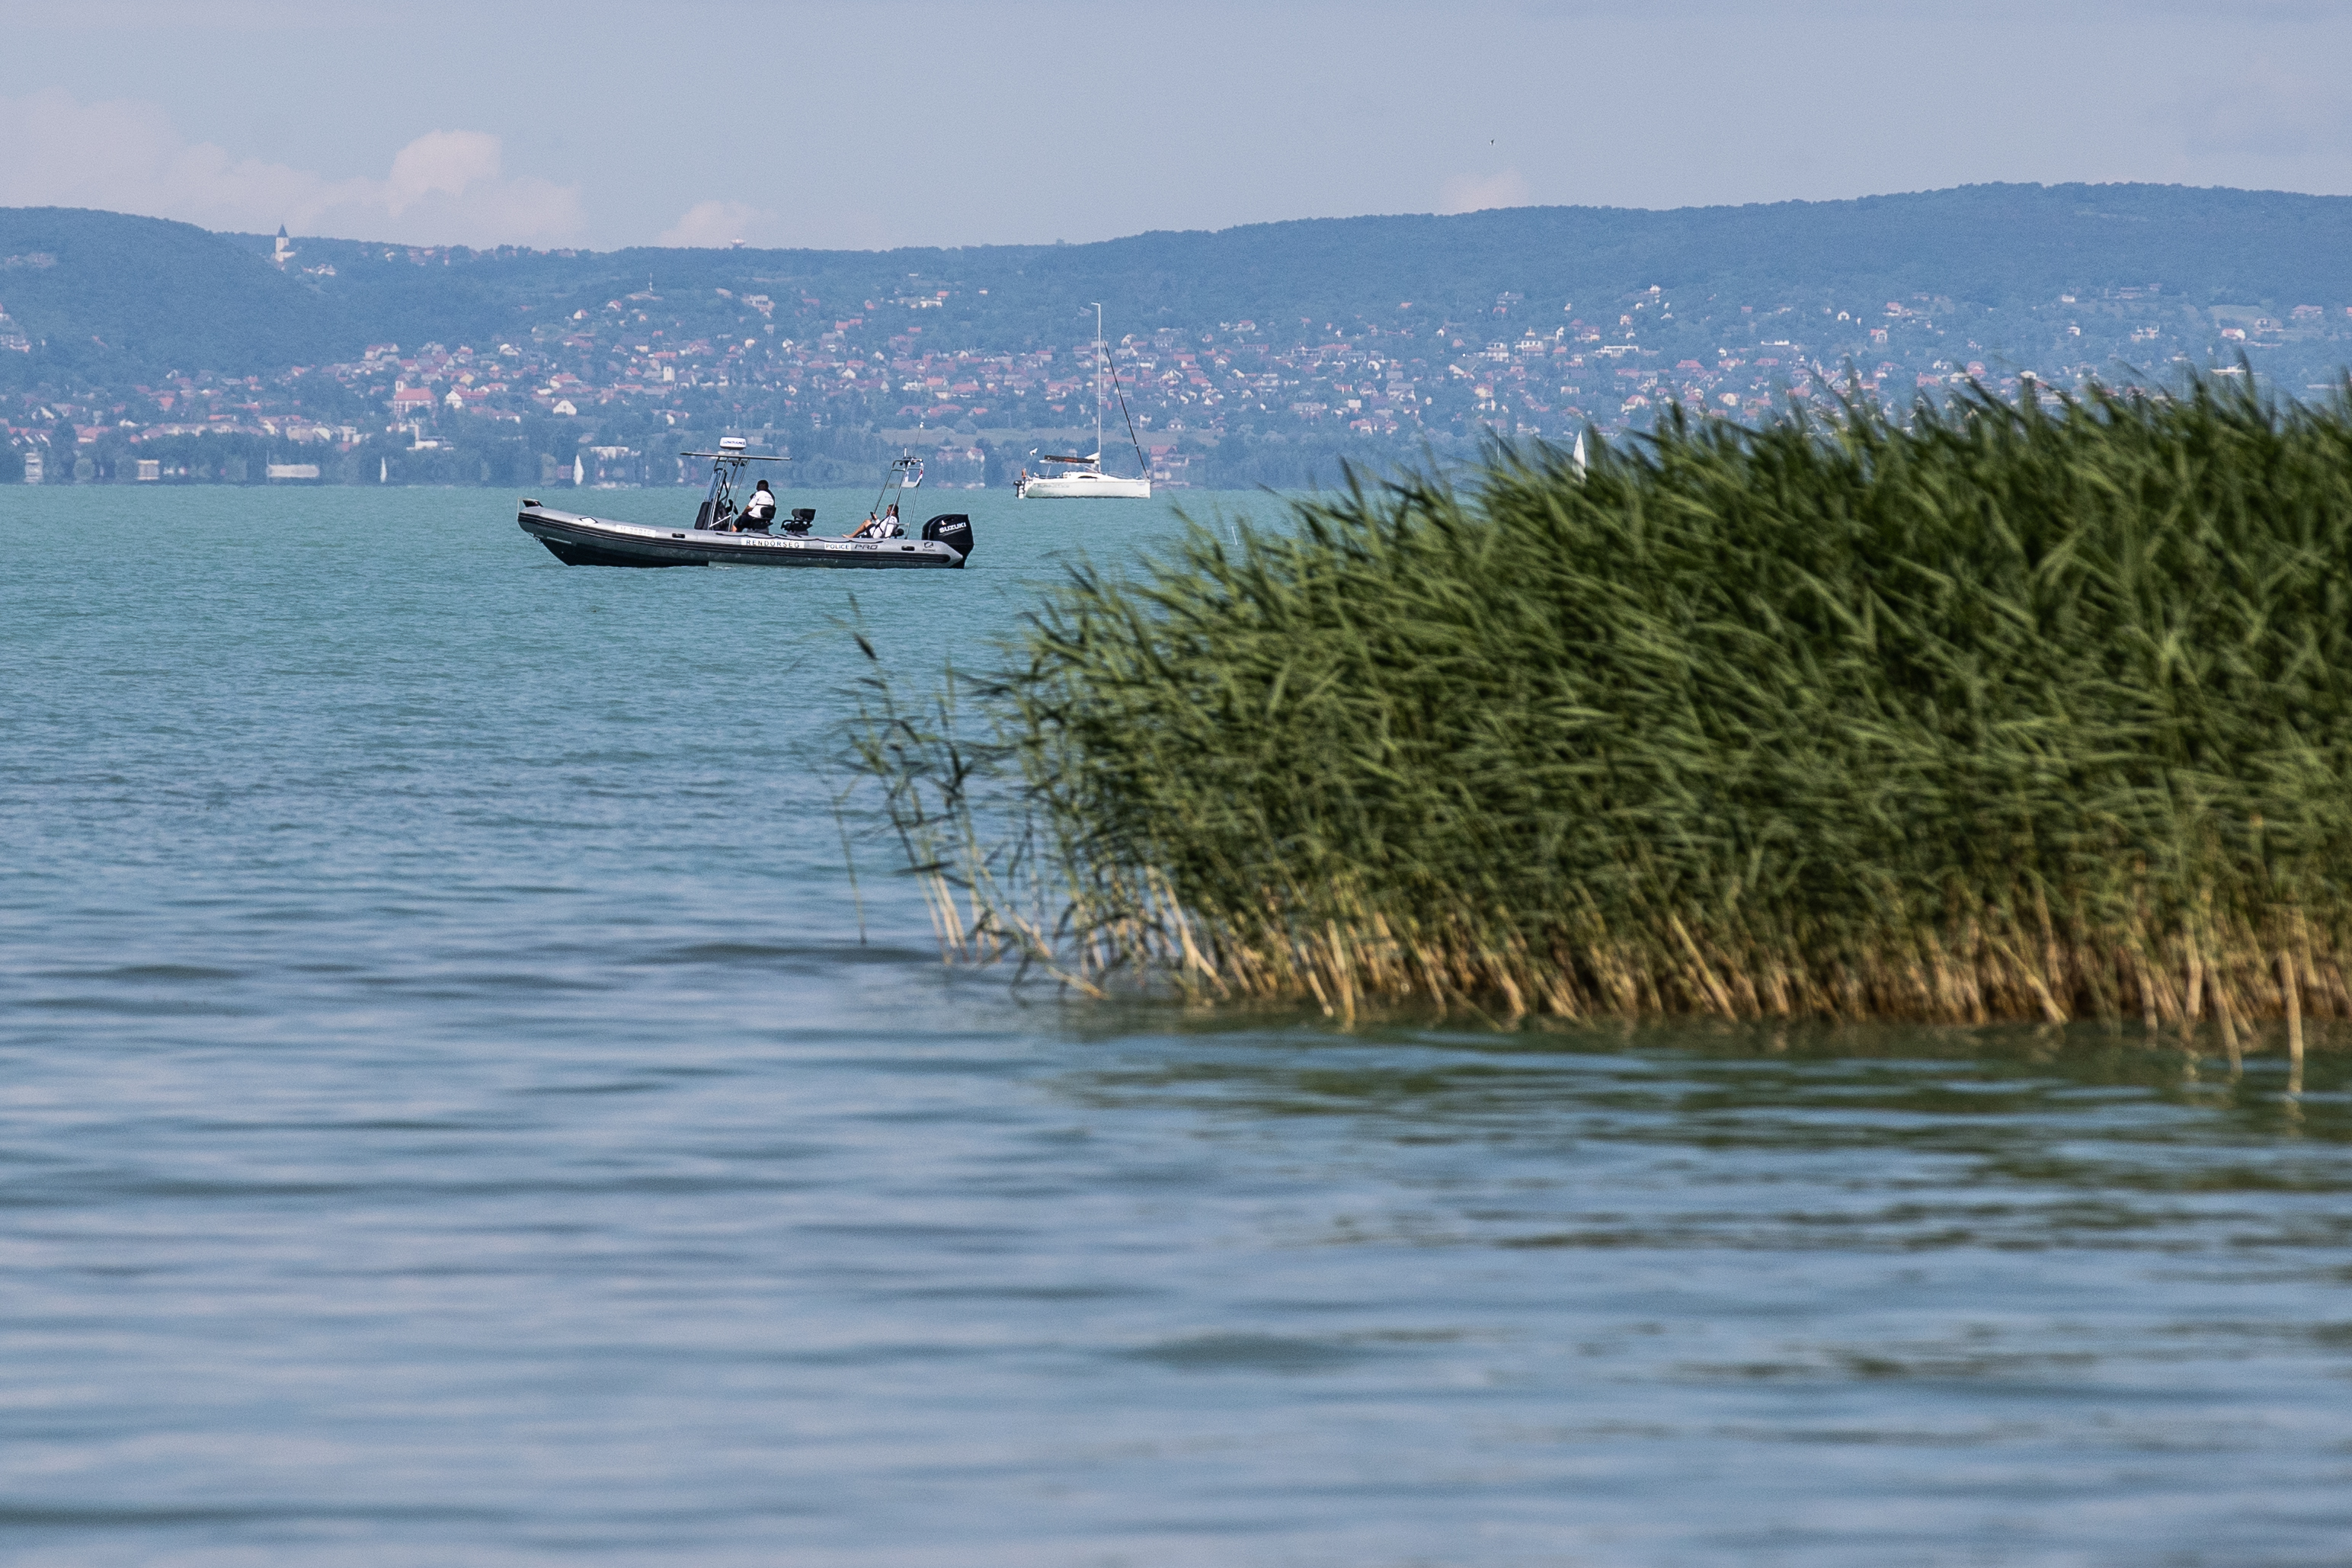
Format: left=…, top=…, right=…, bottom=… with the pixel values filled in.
left=9, top=184, right=2352, bottom=489
left=11, top=184, right=2352, bottom=382
left=0, top=209, right=341, bottom=379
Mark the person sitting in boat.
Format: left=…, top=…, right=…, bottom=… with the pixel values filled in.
left=740, top=480, right=776, bottom=530
left=850, top=504, right=904, bottom=540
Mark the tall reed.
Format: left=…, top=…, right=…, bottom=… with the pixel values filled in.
left=852, top=378, right=2352, bottom=1037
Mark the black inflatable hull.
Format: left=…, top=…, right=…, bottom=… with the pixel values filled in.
left=536, top=533, right=700, bottom=568
left=518, top=507, right=968, bottom=569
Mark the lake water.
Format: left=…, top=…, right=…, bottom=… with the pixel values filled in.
left=5, top=483, right=2350, bottom=1566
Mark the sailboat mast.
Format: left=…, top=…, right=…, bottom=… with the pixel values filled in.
left=1093, top=301, right=1104, bottom=461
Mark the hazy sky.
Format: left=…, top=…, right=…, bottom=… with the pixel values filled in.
left=6, top=1, right=2351, bottom=251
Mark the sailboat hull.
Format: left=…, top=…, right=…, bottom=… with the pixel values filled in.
left=1017, top=472, right=1151, bottom=499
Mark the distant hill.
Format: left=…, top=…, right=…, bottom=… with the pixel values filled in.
left=10, top=184, right=2352, bottom=386
left=0, top=208, right=343, bottom=379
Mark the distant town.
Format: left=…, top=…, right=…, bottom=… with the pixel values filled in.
left=8, top=217, right=2352, bottom=489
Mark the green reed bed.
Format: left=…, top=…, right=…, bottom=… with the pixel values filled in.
left=853, top=379, right=2352, bottom=1053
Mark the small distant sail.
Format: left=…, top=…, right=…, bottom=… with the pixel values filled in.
left=379, top=456, right=387, bottom=483
left=1571, top=432, right=1588, bottom=480
left=573, top=455, right=584, bottom=487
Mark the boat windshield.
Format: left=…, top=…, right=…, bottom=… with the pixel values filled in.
left=702, top=459, right=741, bottom=524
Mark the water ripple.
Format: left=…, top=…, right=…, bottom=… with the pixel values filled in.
left=5, top=491, right=2350, bottom=1566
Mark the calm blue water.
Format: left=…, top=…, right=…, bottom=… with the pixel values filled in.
left=5, top=484, right=2350, bottom=1567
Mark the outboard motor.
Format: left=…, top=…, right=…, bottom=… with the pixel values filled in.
left=922, top=513, right=974, bottom=560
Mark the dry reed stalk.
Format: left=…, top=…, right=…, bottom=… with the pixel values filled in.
left=2282, top=946, right=2304, bottom=1074
left=1298, top=956, right=1333, bottom=1017
left=2184, top=923, right=2204, bottom=1029
left=1326, top=920, right=1358, bottom=1026
left=1990, top=934, right=2069, bottom=1025
left=920, top=872, right=962, bottom=961
left=2216, top=969, right=2244, bottom=1071
left=1666, top=914, right=1735, bottom=1016
left=1155, top=873, right=1227, bottom=998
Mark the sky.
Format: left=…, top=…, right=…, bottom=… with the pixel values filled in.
left=5, top=1, right=2352, bottom=252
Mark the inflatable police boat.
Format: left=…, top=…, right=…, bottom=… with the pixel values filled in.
left=517, top=442, right=973, bottom=569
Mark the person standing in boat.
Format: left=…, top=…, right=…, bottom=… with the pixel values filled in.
left=740, top=480, right=777, bottom=530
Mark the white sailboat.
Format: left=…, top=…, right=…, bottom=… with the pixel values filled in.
left=1017, top=302, right=1152, bottom=499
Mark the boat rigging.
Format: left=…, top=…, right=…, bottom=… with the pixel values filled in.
left=1016, top=302, right=1152, bottom=499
